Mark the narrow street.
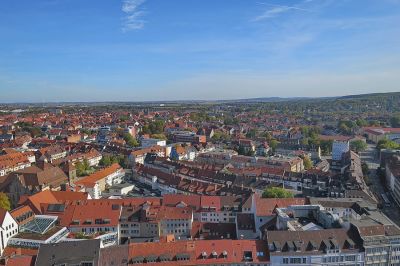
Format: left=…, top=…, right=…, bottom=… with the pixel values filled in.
left=360, top=144, right=400, bottom=225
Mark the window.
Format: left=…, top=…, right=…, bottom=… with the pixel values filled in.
left=289, top=258, right=302, bottom=264
left=345, top=255, right=356, bottom=261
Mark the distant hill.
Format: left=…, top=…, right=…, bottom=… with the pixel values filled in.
left=338, top=92, right=400, bottom=100
left=1, top=91, right=399, bottom=106
left=217, top=92, right=400, bottom=104
left=217, top=96, right=312, bottom=103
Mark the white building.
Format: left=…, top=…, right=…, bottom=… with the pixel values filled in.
left=0, top=209, right=19, bottom=255
left=141, top=138, right=166, bottom=148
left=108, top=183, right=135, bottom=196
left=157, top=206, right=193, bottom=238
left=267, top=228, right=365, bottom=266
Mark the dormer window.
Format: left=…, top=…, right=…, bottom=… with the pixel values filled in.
left=243, top=251, right=253, bottom=262
left=222, top=250, right=228, bottom=258
left=201, top=252, right=207, bottom=259
left=211, top=251, right=218, bottom=258
left=272, top=241, right=281, bottom=252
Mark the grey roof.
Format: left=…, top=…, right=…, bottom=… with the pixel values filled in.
left=35, top=239, right=101, bottom=266
left=267, top=228, right=363, bottom=255
left=98, top=245, right=129, bottom=266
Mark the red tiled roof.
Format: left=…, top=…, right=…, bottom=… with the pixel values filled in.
left=53, top=201, right=121, bottom=228
left=255, top=195, right=307, bottom=216
left=0, top=152, right=30, bottom=170
left=128, top=239, right=269, bottom=264
left=42, top=198, right=162, bottom=227
left=20, top=190, right=58, bottom=214
left=10, top=205, right=33, bottom=221
left=358, top=225, right=386, bottom=237
left=2, top=247, right=38, bottom=257
left=200, top=196, right=221, bottom=210
left=162, top=194, right=201, bottom=210
left=74, top=163, right=122, bottom=187
left=148, top=206, right=192, bottom=221
left=51, top=191, right=89, bottom=202
left=18, top=190, right=91, bottom=214
left=5, top=255, right=35, bottom=266
left=363, top=127, right=400, bottom=134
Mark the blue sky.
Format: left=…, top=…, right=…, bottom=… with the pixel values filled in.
left=1, top=0, right=400, bottom=102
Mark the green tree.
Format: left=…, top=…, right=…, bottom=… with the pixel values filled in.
left=211, top=131, right=230, bottom=141
left=237, top=146, right=246, bottom=156
left=246, top=129, right=257, bottom=139
left=24, top=126, right=43, bottom=138
left=75, top=159, right=93, bottom=176
left=100, top=155, right=112, bottom=167
left=269, top=139, right=279, bottom=152
left=150, top=134, right=167, bottom=140
left=224, top=117, right=238, bottom=125
left=123, top=133, right=139, bottom=147
left=0, top=193, right=11, bottom=211
left=339, top=123, right=351, bottom=135
left=300, top=126, right=310, bottom=137
left=350, top=140, right=367, bottom=152
left=303, top=156, right=313, bottom=170
left=300, top=138, right=309, bottom=146
left=377, top=139, right=400, bottom=150
left=141, top=125, right=150, bottom=135
left=361, top=162, right=369, bottom=176
left=356, top=119, right=368, bottom=127
left=262, top=187, right=294, bottom=198
left=100, top=155, right=126, bottom=168
left=369, top=120, right=381, bottom=127
left=246, top=149, right=255, bottom=156
left=320, top=140, right=333, bottom=155
left=264, top=132, right=272, bottom=141
left=119, top=115, right=129, bottom=122
left=390, top=115, right=400, bottom=128
left=148, top=120, right=165, bottom=134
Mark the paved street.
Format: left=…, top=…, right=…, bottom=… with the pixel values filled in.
left=360, top=144, right=400, bottom=225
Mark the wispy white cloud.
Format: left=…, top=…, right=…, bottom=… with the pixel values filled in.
left=121, top=0, right=147, bottom=32
left=253, top=2, right=312, bottom=21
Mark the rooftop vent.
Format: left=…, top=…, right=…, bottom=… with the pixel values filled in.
left=201, top=251, right=207, bottom=259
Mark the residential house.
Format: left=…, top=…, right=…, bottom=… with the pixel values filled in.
left=74, top=163, right=125, bottom=199
left=266, top=228, right=364, bottom=265
left=36, top=145, right=67, bottom=163
left=0, top=208, right=19, bottom=255
left=0, top=152, right=33, bottom=177
left=35, top=239, right=101, bottom=266
left=2, top=163, right=68, bottom=207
